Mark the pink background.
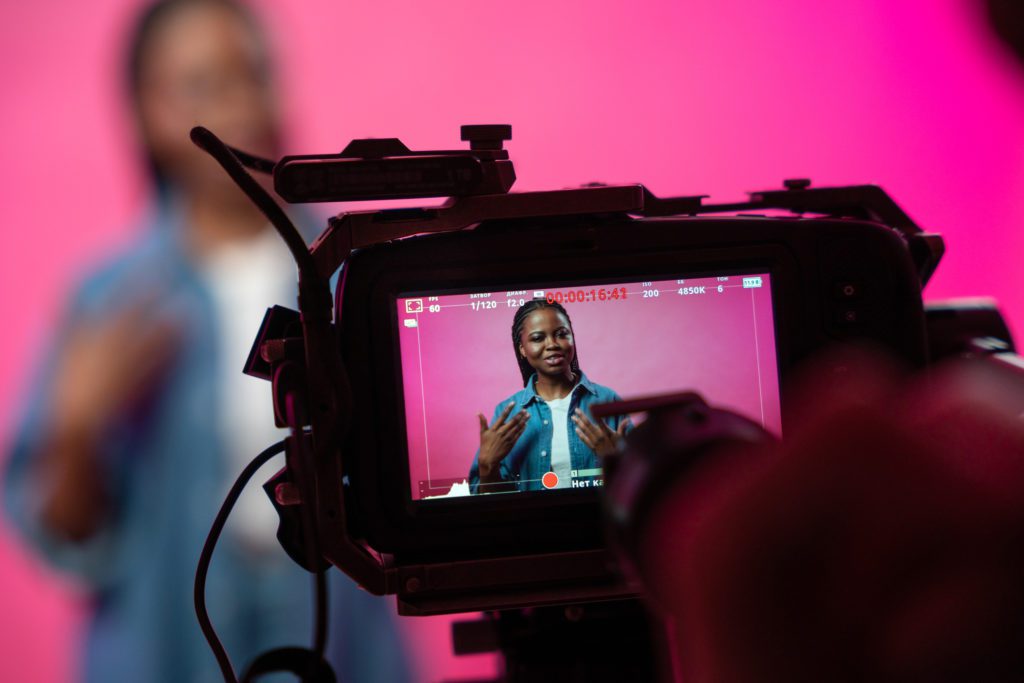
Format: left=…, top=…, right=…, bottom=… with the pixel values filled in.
left=3, top=0, right=1024, bottom=681
left=399, top=275, right=779, bottom=498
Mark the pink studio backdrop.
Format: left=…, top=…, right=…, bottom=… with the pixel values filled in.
left=399, top=275, right=779, bottom=498
left=3, top=0, right=1024, bottom=681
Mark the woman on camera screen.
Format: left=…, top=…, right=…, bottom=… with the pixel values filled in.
left=469, top=299, right=631, bottom=492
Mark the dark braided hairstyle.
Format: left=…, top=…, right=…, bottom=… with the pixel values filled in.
left=511, top=299, right=583, bottom=387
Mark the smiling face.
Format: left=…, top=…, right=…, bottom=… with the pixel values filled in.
left=518, top=307, right=576, bottom=381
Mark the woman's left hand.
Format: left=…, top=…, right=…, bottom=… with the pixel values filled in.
left=573, top=409, right=628, bottom=458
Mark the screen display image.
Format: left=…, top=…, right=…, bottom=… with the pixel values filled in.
left=396, top=273, right=781, bottom=501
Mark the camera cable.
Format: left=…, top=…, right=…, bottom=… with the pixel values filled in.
left=195, top=439, right=284, bottom=682
left=194, top=439, right=336, bottom=682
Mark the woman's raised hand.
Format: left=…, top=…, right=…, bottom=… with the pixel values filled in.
left=477, top=402, right=529, bottom=480
left=573, top=409, right=627, bottom=458
left=51, top=302, right=182, bottom=439
left=41, top=299, right=182, bottom=540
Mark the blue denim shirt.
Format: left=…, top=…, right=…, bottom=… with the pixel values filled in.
left=3, top=202, right=409, bottom=683
left=468, top=373, right=627, bottom=493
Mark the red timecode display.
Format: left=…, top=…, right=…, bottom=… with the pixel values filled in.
left=546, top=287, right=628, bottom=304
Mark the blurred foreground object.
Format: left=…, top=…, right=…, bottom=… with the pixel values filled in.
left=628, top=354, right=1024, bottom=682
left=986, top=0, right=1024, bottom=64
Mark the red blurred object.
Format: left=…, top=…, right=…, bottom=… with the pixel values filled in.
left=637, top=356, right=1024, bottom=682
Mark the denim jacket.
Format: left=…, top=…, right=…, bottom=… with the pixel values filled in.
left=468, top=373, right=627, bottom=493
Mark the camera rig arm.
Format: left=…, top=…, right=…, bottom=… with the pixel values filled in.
left=190, top=127, right=391, bottom=595
left=194, top=124, right=943, bottom=288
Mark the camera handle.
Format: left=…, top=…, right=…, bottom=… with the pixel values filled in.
left=191, top=126, right=392, bottom=592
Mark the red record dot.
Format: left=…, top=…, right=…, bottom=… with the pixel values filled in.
left=542, top=471, right=559, bottom=489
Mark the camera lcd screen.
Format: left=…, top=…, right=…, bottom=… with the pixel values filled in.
left=396, top=273, right=781, bottom=501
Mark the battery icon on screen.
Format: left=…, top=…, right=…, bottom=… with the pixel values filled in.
left=403, top=319, right=418, bottom=328
left=742, top=277, right=763, bottom=288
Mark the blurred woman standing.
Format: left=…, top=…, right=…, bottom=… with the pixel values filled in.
left=4, top=1, right=410, bottom=681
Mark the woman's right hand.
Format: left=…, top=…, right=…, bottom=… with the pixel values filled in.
left=41, top=301, right=181, bottom=541
left=477, top=402, right=529, bottom=482
left=50, top=301, right=181, bottom=438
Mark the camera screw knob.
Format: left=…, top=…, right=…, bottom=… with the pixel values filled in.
left=461, top=124, right=512, bottom=151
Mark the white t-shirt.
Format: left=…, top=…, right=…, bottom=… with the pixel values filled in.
left=199, top=226, right=295, bottom=555
left=544, top=390, right=575, bottom=489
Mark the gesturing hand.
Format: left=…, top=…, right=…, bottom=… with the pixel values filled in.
left=51, top=299, right=182, bottom=439
left=477, top=402, right=529, bottom=480
left=42, top=297, right=182, bottom=540
left=573, top=409, right=627, bottom=458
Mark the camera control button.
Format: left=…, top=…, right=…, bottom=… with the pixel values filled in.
left=838, top=308, right=862, bottom=325
left=541, top=450, right=548, bottom=457
left=835, top=281, right=862, bottom=300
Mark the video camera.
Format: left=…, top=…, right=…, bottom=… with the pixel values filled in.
left=189, top=123, right=1018, bottom=678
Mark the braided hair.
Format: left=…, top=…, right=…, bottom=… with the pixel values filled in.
left=511, top=299, right=582, bottom=386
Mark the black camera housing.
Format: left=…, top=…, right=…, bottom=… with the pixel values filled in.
left=193, top=125, right=942, bottom=615
left=335, top=212, right=927, bottom=566
left=317, top=182, right=939, bottom=613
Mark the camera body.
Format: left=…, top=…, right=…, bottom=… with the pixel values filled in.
left=200, top=124, right=947, bottom=616
left=327, top=205, right=929, bottom=613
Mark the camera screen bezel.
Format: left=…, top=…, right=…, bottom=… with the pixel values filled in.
left=337, top=217, right=805, bottom=560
